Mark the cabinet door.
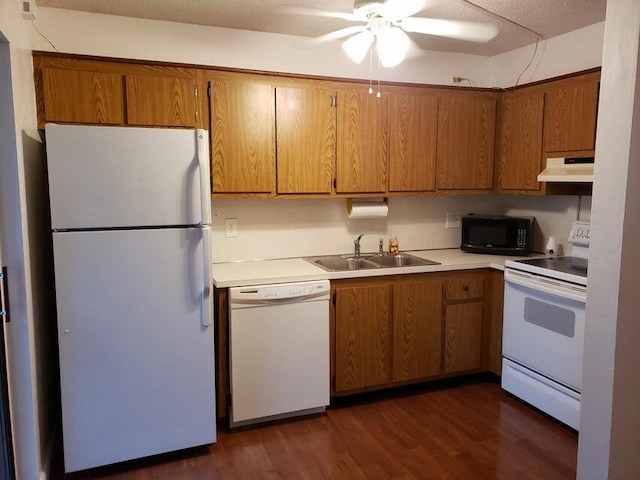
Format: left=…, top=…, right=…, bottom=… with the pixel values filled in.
left=42, top=67, right=124, bottom=125
left=125, top=74, right=198, bottom=127
left=436, top=95, right=496, bottom=190
left=336, top=90, right=388, bottom=193
left=389, top=92, right=438, bottom=192
left=276, top=86, right=336, bottom=193
left=498, top=92, right=544, bottom=191
left=544, top=78, right=599, bottom=153
left=444, top=302, right=483, bottom=373
left=488, top=271, right=505, bottom=376
left=392, top=278, right=442, bottom=383
left=209, top=77, right=275, bottom=193
left=334, top=283, right=390, bottom=392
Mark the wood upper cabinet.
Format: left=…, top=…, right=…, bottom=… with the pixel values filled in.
left=336, top=89, right=388, bottom=193
left=275, top=85, right=336, bottom=194
left=436, top=94, right=496, bottom=191
left=388, top=90, right=438, bottom=192
left=334, top=281, right=391, bottom=393
left=125, top=74, right=198, bottom=127
left=443, top=273, right=486, bottom=374
left=544, top=74, right=599, bottom=154
left=208, top=75, right=276, bottom=193
left=391, top=278, right=442, bottom=383
left=41, top=67, right=124, bottom=125
left=497, top=91, right=544, bottom=191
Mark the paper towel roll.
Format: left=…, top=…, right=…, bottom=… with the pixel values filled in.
left=347, top=199, right=389, bottom=218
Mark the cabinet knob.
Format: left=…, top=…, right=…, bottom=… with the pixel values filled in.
left=463, top=285, right=469, bottom=292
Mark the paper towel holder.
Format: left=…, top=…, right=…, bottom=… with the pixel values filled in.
left=346, top=198, right=389, bottom=218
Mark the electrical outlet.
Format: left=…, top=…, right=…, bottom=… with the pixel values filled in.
left=446, top=212, right=461, bottom=229
left=225, top=218, right=238, bottom=238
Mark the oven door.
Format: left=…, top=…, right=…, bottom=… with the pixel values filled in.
left=502, top=268, right=586, bottom=392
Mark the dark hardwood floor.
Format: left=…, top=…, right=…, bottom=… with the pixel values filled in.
left=50, top=378, right=578, bottom=480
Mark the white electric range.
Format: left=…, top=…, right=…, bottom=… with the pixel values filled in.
left=501, top=221, right=590, bottom=431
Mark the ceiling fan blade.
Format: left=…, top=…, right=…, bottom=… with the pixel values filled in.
left=400, top=17, right=499, bottom=42
left=308, top=26, right=368, bottom=45
left=376, top=0, right=429, bottom=22
left=276, top=5, right=366, bottom=22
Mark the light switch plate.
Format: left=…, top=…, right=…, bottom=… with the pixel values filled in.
left=446, top=212, right=461, bottom=229
left=225, top=218, right=238, bottom=238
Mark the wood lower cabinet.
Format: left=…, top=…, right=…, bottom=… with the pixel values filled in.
left=334, top=281, right=391, bottom=393
left=443, top=273, right=487, bottom=374
left=391, top=278, right=442, bottom=383
left=332, top=271, right=491, bottom=396
left=436, top=93, right=496, bottom=191
left=488, top=270, right=505, bottom=376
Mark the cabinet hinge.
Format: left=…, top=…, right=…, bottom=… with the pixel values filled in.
left=208, top=83, right=212, bottom=98
left=194, top=86, right=199, bottom=123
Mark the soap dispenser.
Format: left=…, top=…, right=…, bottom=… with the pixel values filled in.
left=388, top=235, right=399, bottom=255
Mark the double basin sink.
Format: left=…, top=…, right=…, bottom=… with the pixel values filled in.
left=305, top=252, right=440, bottom=272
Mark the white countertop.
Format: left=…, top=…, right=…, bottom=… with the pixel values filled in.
left=212, top=248, right=531, bottom=288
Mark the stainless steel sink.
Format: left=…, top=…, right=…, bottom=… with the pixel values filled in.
left=308, top=256, right=380, bottom=272
left=305, top=253, right=440, bottom=271
left=365, top=253, right=441, bottom=268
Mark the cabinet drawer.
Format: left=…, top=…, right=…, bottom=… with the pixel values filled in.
left=445, top=277, right=484, bottom=301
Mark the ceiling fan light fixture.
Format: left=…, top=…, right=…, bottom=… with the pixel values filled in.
left=342, top=30, right=375, bottom=64
left=375, top=26, right=410, bottom=68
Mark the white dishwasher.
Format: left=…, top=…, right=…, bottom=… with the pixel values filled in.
left=228, top=280, right=330, bottom=428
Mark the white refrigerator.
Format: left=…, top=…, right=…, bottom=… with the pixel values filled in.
left=45, top=124, right=216, bottom=473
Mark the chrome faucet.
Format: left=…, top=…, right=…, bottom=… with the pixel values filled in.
left=379, top=237, right=384, bottom=255
left=354, top=234, right=364, bottom=257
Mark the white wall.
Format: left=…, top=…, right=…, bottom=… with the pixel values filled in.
left=212, top=196, right=504, bottom=263
left=490, top=22, right=605, bottom=88
left=578, top=0, right=640, bottom=477
left=33, top=7, right=492, bottom=87
left=0, top=0, right=57, bottom=478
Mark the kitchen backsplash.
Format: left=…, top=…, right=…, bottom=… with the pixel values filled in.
left=211, top=195, right=591, bottom=263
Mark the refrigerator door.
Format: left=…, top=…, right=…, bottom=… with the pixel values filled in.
left=53, top=228, right=215, bottom=472
left=45, top=124, right=211, bottom=230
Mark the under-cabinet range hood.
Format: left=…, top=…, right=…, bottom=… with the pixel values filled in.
left=537, top=157, right=595, bottom=183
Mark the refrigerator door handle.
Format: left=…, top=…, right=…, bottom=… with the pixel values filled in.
left=196, top=130, right=212, bottom=225
left=201, top=226, right=212, bottom=328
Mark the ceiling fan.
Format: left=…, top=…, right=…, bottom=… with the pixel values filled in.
left=282, top=0, right=500, bottom=67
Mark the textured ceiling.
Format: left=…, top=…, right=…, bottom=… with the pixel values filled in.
left=35, top=0, right=607, bottom=56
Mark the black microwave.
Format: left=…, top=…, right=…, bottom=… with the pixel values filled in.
left=461, top=215, right=534, bottom=256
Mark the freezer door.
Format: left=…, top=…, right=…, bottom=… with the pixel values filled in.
left=53, top=228, right=215, bottom=472
left=45, top=124, right=211, bottom=229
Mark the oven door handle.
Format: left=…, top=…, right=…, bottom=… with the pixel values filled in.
left=505, top=269, right=587, bottom=303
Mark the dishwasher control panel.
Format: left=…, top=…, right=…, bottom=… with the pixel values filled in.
left=230, top=280, right=330, bottom=303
